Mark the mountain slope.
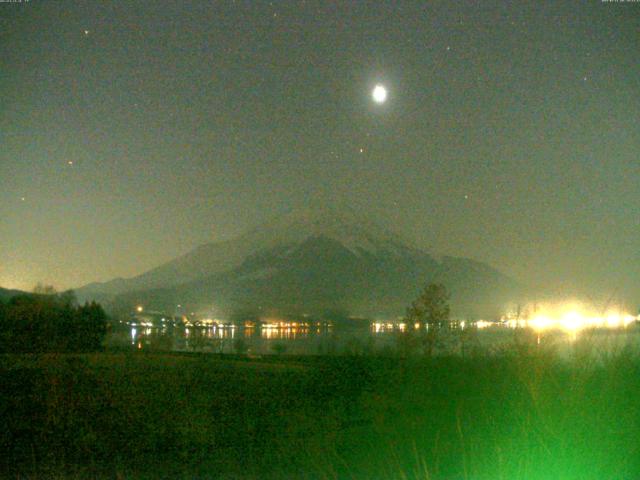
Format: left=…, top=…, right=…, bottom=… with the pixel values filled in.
left=110, top=234, right=520, bottom=319
left=79, top=208, right=522, bottom=318
left=76, top=208, right=424, bottom=300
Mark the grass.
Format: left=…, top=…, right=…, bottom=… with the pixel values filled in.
left=1, top=343, right=640, bottom=479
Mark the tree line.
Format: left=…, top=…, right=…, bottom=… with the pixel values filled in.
left=0, top=287, right=107, bottom=353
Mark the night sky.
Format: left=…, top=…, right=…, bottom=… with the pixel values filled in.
left=1, top=1, right=639, bottom=304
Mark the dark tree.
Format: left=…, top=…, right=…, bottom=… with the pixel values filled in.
left=74, top=302, right=108, bottom=352
left=0, top=292, right=107, bottom=353
left=32, top=283, right=57, bottom=295
left=405, top=283, right=451, bottom=356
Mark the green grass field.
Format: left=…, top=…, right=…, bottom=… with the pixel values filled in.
left=1, top=347, right=639, bottom=479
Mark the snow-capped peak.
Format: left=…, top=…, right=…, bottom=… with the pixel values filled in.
left=241, top=207, right=417, bottom=256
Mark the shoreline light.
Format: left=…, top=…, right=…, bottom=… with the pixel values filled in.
left=498, top=303, right=638, bottom=333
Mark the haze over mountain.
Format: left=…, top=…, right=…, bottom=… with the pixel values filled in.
left=77, top=209, right=522, bottom=319
left=80, top=210, right=407, bottom=292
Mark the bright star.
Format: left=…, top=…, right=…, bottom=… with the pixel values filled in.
left=372, top=84, right=387, bottom=104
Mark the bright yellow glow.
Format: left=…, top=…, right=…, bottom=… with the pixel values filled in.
left=500, top=302, right=639, bottom=333
left=529, top=315, right=553, bottom=331
left=476, top=320, right=494, bottom=329
left=560, top=311, right=582, bottom=332
left=200, top=318, right=222, bottom=326
left=136, top=305, right=143, bottom=313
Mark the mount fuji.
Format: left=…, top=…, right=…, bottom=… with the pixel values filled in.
left=77, top=208, right=521, bottom=319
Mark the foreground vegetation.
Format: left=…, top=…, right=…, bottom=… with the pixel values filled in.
left=1, top=345, right=639, bottom=479
left=0, top=292, right=107, bottom=354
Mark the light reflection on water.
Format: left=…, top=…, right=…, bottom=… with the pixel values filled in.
left=113, top=324, right=336, bottom=354
left=106, top=321, right=640, bottom=356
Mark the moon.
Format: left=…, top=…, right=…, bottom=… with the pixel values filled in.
left=372, top=84, right=387, bottom=104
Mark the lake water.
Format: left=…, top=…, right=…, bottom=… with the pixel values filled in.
left=106, top=322, right=640, bottom=357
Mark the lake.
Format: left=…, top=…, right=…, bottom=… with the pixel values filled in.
left=106, top=321, right=640, bottom=356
